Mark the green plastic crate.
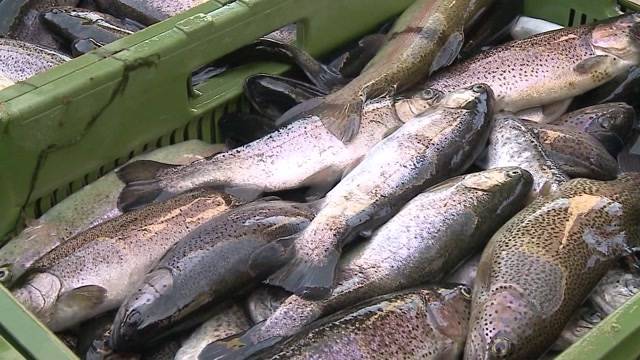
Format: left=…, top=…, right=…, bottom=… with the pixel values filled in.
left=0, top=0, right=414, bottom=357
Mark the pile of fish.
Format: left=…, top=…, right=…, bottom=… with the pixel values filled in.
left=4, top=0, right=640, bottom=359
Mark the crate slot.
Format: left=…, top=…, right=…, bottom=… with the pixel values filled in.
left=568, top=8, right=576, bottom=26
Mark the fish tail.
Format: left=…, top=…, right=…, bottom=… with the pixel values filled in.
left=266, top=248, right=340, bottom=300
left=278, top=95, right=364, bottom=144
left=198, top=328, right=282, bottom=360
left=116, top=160, right=178, bottom=212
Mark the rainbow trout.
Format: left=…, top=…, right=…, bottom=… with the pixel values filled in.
left=264, top=85, right=493, bottom=299
left=424, top=14, right=640, bottom=113
left=287, top=0, right=493, bottom=143
left=200, top=167, right=531, bottom=360
left=0, top=141, right=223, bottom=288
left=12, top=189, right=234, bottom=332
left=465, top=174, right=640, bottom=359
left=247, top=286, right=472, bottom=360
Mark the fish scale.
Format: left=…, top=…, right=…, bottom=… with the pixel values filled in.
left=424, top=14, right=640, bottom=113
left=466, top=174, right=640, bottom=359
left=12, top=189, right=234, bottom=333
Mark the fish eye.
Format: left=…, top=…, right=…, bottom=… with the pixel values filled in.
left=472, top=84, right=487, bottom=93
left=490, top=337, right=512, bottom=358
left=506, top=169, right=522, bottom=178
left=0, top=266, right=12, bottom=284
left=421, top=88, right=438, bottom=100
left=460, top=286, right=473, bottom=299
left=599, top=118, right=612, bottom=129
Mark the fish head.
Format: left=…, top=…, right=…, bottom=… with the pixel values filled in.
left=11, top=272, right=62, bottom=325
left=440, top=83, right=495, bottom=116
left=588, top=103, right=637, bottom=146
left=110, top=268, right=174, bottom=351
left=591, top=13, right=640, bottom=64
left=465, top=285, right=539, bottom=360
left=394, top=88, right=444, bottom=121
left=421, top=285, right=473, bottom=346
left=460, top=167, right=533, bottom=201
left=0, top=264, right=13, bottom=286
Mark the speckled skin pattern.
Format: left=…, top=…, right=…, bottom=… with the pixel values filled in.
left=523, top=120, right=619, bottom=180
left=589, top=268, right=640, bottom=316
left=481, top=114, right=569, bottom=197
left=268, top=85, right=494, bottom=297
left=466, top=174, right=640, bottom=360
left=110, top=198, right=317, bottom=350
left=176, top=304, right=251, bottom=360
left=0, top=141, right=223, bottom=288
left=12, top=189, right=234, bottom=332
left=205, top=167, right=532, bottom=357
left=424, top=14, right=640, bottom=112
left=249, top=286, right=471, bottom=360
left=95, top=0, right=206, bottom=25
left=0, top=38, right=69, bottom=81
left=148, top=96, right=421, bottom=200
left=551, top=103, right=636, bottom=156
left=2, top=0, right=79, bottom=49
left=322, top=0, right=489, bottom=107
left=246, top=286, right=291, bottom=324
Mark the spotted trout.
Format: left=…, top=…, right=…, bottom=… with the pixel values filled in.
left=12, top=189, right=234, bottom=332
left=200, top=167, right=531, bottom=360
left=424, top=13, right=640, bottom=113
left=246, top=286, right=472, bottom=360
left=263, top=84, right=494, bottom=299
left=286, top=0, right=493, bottom=143
left=115, top=92, right=440, bottom=212
left=465, top=174, right=640, bottom=360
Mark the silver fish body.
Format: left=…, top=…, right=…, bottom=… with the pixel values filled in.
left=12, top=189, right=233, bottom=332
left=110, top=198, right=317, bottom=351
left=248, top=286, right=472, bottom=360
left=95, top=0, right=207, bottom=25
left=199, top=166, right=532, bottom=360
left=0, top=141, right=223, bottom=288
left=265, top=84, right=494, bottom=299
left=175, top=304, right=251, bottom=360
left=589, top=268, right=640, bottom=316
left=479, top=114, right=569, bottom=197
left=424, top=14, right=640, bottom=112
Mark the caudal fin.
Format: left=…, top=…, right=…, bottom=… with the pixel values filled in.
left=198, top=326, right=282, bottom=360
left=265, top=249, right=340, bottom=300
left=116, top=160, right=178, bottom=212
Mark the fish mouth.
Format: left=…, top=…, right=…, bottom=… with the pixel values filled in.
left=110, top=310, right=143, bottom=352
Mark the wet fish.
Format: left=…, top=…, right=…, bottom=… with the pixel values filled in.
left=115, top=89, right=440, bottom=212
left=523, top=120, right=619, bottom=180
left=94, top=0, right=207, bottom=25
left=424, top=14, right=640, bottom=113
left=244, top=74, right=325, bottom=121
left=71, top=311, right=117, bottom=358
left=460, top=0, right=523, bottom=59
left=110, top=198, right=317, bottom=350
left=573, top=66, right=640, bottom=109
left=264, top=85, right=494, bottom=299
left=465, top=174, right=640, bottom=360
left=589, top=268, right=640, bottom=316
left=0, top=141, right=224, bottom=288
left=0, top=0, right=79, bottom=49
left=175, top=304, right=251, bottom=360
left=551, top=103, right=636, bottom=156
left=510, top=16, right=563, bottom=40
left=12, top=189, right=234, bottom=332
left=478, top=114, right=569, bottom=197
left=0, top=38, right=70, bottom=82
left=201, top=167, right=532, bottom=359
left=42, top=7, right=143, bottom=56
left=287, top=0, right=492, bottom=144
left=446, top=254, right=481, bottom=289
left=551, top=305, right=603, bottom=352
left=245, top=286, right=291, bottom=324
left=244, top=286, right=472, bottom=360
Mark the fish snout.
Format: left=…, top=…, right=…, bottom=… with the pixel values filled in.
left=110, top=308, right=143, bottom=351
